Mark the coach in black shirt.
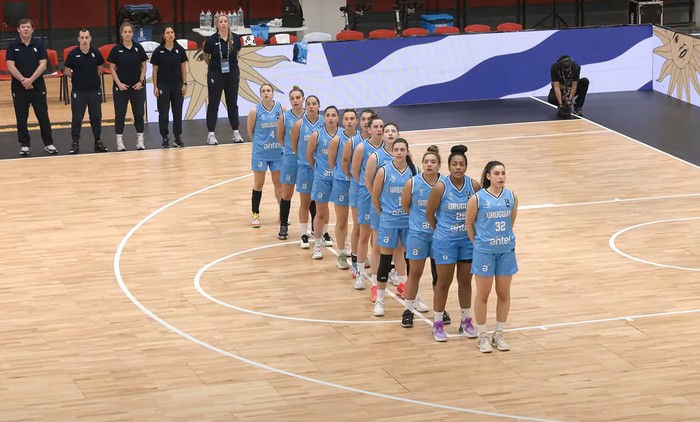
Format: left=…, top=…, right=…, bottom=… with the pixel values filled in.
left=151, top=26, right=188, bottom=148
left=64, top=28, right=108, bottom=154
left=548, top=55, right=589, bottom=117
left=108, top=20, right=148, bottom=151
left=6, top=18, right=56, bottom=156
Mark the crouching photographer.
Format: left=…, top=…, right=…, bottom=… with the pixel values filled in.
left=548, top=55, right=589, bottom=118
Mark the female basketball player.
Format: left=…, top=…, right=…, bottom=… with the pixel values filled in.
left=426, top=145, right=481, bottom=342
left=291, top=95, right=325, bottom=249
left=306, top=106, right=339, bottom=259
left=342, top=109, right=373, bottom=278
left=399, top=145, right=442, bottom=328
left=370, top=138, right=416, bottom=316
left=328, top=109, right=357, bottom=269
left=277, top=86, right=305, bottom=240
left=466, top=161, right=518, bottom=353
left=247, top=83, right=284, bottom=228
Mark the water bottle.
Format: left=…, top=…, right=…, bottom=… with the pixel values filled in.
left=232, top=10, right=239, bottom=30
left=227, top=11, right=233, bottom=28
left=205, top=10, right=212, bottom=29
left=237, top=6, right=244, bottom=28
left=199, top=10, right=206, bottom=29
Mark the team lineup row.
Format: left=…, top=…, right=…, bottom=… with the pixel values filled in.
left=248, top=85, right=519, bottom=354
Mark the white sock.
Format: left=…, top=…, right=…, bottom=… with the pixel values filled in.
left=405, top=299, right=415, bottom=312
left=315, top=237, right=322, bottom=246
left=323, top=224, right=329, bottom=234
left=371, top=274, right=377, bottom=287
left=116, top=134, right=123, bottom=142
left=434, top=311, right=444, bottom=323
left=137, top=133, right=144, bottom=141
left=208, top=131, right=215, bottom=136
left=460, top=308, right=471, bottom=321
left=476, top=324, right=488, bottom=335
left=300, top=224, right=308, bottom=235
left=495, top=321, right=505, bottom=332
left=377, top=289, right=385, bottom=301
left=397, top=275, right=407, bottom=283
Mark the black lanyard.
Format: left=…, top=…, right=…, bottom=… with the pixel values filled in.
left=218, top=37, right=229, bottom=60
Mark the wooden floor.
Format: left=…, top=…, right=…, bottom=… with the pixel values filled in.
left=2, top=119, right=700, bottom=421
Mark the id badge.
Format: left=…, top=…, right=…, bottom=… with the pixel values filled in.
left=221, top=60, right=230, bottom=74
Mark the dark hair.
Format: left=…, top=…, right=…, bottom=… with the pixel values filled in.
left=342, top=108, right=357, bottom=117
left=119, top=20, right=134, bottom=34
left=160, top=26, right=175, bottom=45
left=423, top=145, right=441, bottom=165
left=448, top=144, right=468, bottom=166
left=557, top=55, right=572, bottom=69
left=78, top=28, right=91, bottom=36
left=368, top=115, right=384, bottom=129
left=17, top=18, right=34, bottom=28
left=360, top=108, right=375, bottom=117
left=324, top=105, right=339, bottom=115
left=480, top=160, right=505, bottom=190
left=290, top=85, right=305, bottom=97
left=393, top=138, right=416, bottom=176
left=306, top=95, right=320, bottom=106
left=383, top=122, right=399, bottom=133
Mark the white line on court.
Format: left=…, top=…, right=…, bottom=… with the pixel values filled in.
left=114, top=174, right=561, bottom=422
left=529, top=96, right=700, bottom=171
left=609, top=217, right=700, bottom=272
left=411, top=129, right=608, bottom=148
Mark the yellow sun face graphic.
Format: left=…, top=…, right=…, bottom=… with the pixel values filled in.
left=183, top=47, right=288, bottom=120
left=653, top=27, right=700, bottom=101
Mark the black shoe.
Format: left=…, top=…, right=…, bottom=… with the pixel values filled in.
left=94, top=140, right=108, bottom=153
left=573, top=107, right=584, bottom=117
left=69, top=141, right=79, bottom=155
left=322, top=232, right=333, bottom=247
left=161, top=137, right=170, bottom=149
left=173, top=136, right=185, bottom=148
left=443, top=310, right=451, bottom=325
left=277, top=224, right=288, bottom=240
left=401, top=309, right=414, bottom=328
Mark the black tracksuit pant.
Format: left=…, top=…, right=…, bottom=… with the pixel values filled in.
left=156, top=83, right=184, bottom=138
left=113, top=87, right=145, bottom=135
left=206, top=69, right=240, bottom=132
left=548, top=77, right=590, bottom=108
left=12, top=83, right=54, bottom=147
left=71, top=89, right=102, bottom=142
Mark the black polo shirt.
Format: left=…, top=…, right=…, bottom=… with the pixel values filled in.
left=6, top=37, right=48, bottom=89
left=107, top=42, right=148, bottom=86
left=203, top=32, right=241, bottom=73
left=550, top=61, right=581, bottom=90
left=150, top=44, right=188, bottom=87
left=65, top=47, right=104, bottom=92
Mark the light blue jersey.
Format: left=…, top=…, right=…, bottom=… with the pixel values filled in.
left=408, top=174, right=439, bottom=234
left=358, top=140, right=383, bottom=192
left=350, top=133, right=369, bottom=188
left=252, top=101, right=283, bottom=161
left=282, top=109, right=303, bottom=156
left=473, top=188, right=517, bottom=253
left=297, top=114, right=324, bottom=167
left=313, top=127, right=337, bottom=181
left=379, top=162, right=415, bottom=229
left=433, top=177, right=476, bottom=240
left=333, top=130, right=354, bottom=182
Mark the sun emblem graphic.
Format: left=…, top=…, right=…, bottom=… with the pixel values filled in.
left=183, top=47, right=288, bottom=119
left=653, top=27, right=700, bottom=101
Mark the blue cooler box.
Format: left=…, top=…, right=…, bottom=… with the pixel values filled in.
left=420, top=14, right=454, bottom=34
left=133, top=25, right=153, bottom=42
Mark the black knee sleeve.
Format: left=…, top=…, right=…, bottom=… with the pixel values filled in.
left=377, top=254, right=393, bottom=282
left=430, top=257, right=438, bottom=287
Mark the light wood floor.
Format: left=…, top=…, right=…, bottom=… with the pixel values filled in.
left=2, top=119, right=700, bottom=421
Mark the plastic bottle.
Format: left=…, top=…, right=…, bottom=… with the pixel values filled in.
left=237, top=5, right=244, bottom=28
left=199, top=10, right=206, bottom=29
left=205, top=10, right=212, bottom=29
left=227, top=11, right=233, bottom=28
left=232, top=10, right=239, bottom=30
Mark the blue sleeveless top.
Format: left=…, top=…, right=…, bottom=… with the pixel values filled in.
left=473, top=188, right=517, bottom=253
left=313, top=127, right=337, bottom=181
left=358, top=139, right=383, bottom=192
left=333, top=130, right=354, bottom=181
left=282, top=109, right=303, bottom=156
left=379, top=162, right=416, bottom=229
left=297, top=114, right=324, bottom=167
left=252, top=101, right=283, bottom=161
left=408, top=174, right=440, bottom=234
left=434, top=176, right=476, bottom=240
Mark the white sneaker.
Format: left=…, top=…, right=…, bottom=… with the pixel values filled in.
left=116, top=135, right=126, bottom=151
left=312, top=245, right=323, bottom=259
left=373, top=300, right=385, bottom=317
left=388, top=269, right=399, bottom=286
left=136, top=133, right=145, bottom=150
left=232, top=130, right=244, bottom=143
left=322, top=232, right=333, bottom=247
left=353, top=273, right=366, bottom=289
left=337, top=252, right=350, bottom=269
left=491, top=331, right=510, bottom=351
left=44, top=144, right=58, bottom=154
left=19, top=146, right=30, bottom=156
left=207, top=132, right=219, bottom=145
left=478, top=334, right=493, bottom=353
left=415, top=298, right=430, bottom=313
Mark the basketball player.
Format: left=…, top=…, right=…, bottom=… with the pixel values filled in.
left=466, top=161, right=518, bottom=353
left=426, top=145, right=480, bottom=342
left=247, top=83, right=284, bottom=228
left=277, top=86, right=305, bottom=240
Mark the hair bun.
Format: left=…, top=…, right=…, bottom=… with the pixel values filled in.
left=426, top=145, right=439, bottom=154
left=451, top=145, right=468, bottom=154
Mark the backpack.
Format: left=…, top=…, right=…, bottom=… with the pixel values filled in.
left=282, top=0, right=304, bottom=27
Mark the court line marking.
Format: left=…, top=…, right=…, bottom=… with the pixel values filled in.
left=114, top=173, right=561, bottom=422
left=401, top=118, right=575, bottom=134
left=411, top=130, right=608, bottom=148
left=195, top=242, right=401, bottom=324
left=609, top=217, right=700, bottom=272
left=518, top=192, right=700, bottom=210
left=529, top=96, right=700, bottom=171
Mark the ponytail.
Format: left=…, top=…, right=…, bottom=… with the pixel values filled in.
left=480, top=160, right=505, bottom=190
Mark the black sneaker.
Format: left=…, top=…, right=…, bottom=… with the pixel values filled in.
left=443, top=310, right=451, bottom=325
left=277, top=224, right=288, bottom=240
left=322, top=232, right=333, bottom=247
left=161, top=137, right=170, bottom=149
left=94, top=140, right=108, bottom=153
left=573, top=107, right=584, bottom=117
left=401, top=309, right=414, bottom=328
left=69, top=141, right=79, bottom=155
left=173, top=136, right=185, bottom=148
left=300, top=234, right=310, bottom=249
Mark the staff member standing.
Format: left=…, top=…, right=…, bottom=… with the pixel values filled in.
left=108, top=20, right=148, bottom=151
left=151, top=26, right=188, bottom=148
left=64, top=28, right=108, bottom=154
left=6, top=18, right=57, bottom=156
left=203, top=13, right=243, bottom=145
